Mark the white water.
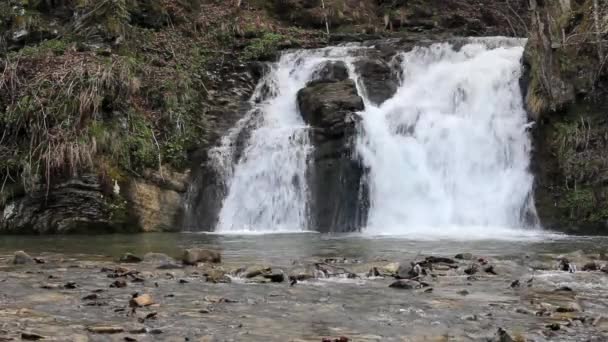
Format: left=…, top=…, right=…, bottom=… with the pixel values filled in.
left=212, top=38, right=537, bottom=237
left=357, top=38, right=535, bottom=235
left=215, top=47, right=360, bottom=233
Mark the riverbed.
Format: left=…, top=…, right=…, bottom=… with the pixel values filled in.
left=1, top=232, right=607, bottom=341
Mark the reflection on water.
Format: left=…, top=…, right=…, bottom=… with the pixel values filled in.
left=1, top=231, right=606, bottom=265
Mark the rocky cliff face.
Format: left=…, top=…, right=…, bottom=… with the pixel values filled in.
left=526, top=0, right=608, bottom=233
left=0, top=0, right=531, bottom=234
left=297, top=62, right=368, bottom=232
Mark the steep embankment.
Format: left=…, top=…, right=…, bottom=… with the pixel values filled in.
left=526, top=0, right=608, bottom=233
left=0, top=0, right=528, bottom=233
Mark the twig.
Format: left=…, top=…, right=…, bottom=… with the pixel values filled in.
left=150, top=127, right=164, bottom=180
left=321, top=0, right=330, bottom=37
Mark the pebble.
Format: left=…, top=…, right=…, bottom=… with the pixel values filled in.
left=130, top=293, right=154, bottom=307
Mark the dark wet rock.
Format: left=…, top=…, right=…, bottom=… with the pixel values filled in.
left=83, top=293, right=99, bottom=301
left=156, top=262, right=183, bottom=270
left=558, top=258, right=577, bottom=272
left=455, top=253, right=473, bottom=260
left=493, top=328, right=514, bottom=342
left=182, top=248, right=221, bottom=265
left=582, top=262, right=599, bottom=271
left=555, top=286, right=573, bottom=292
left=311, top=61, right=349, bottom=83
left=556, top=307, right=577, bottom=313
left=263, top=272, right=285, bottom=283
left=298, top=79, right=363, bottom=137
left=457, top=290, right=470, bottom=296
left=87, top=326, right=125, bottom=334
left=547, top=323, right=561, bottom=331
left=110, top=280, right=127, bottom=288
left=21, top=332, right=45, bottom=340
left=64, top=281, right=78, bottom=289
left=178, top=279, right=189, bottom=284
left=353, top=57, right=399, bottom=105
left=120, top=253, right=142, bottom=263
left=423, top=256, right=456, bottom=265
left=11, top=251, right=34, bottom=265
left=297, top=78, right=367, bottom=233
left=484, top=265, right=497, bottom=275
left=124, top=337, right=137, bottom=342
left=510, top=280, right=520, bottom=288
left=464, top=264, right=478, bottom=275
left=389, top=279, right=421, bottom=290
left=288, top=265, right=316, bottom=282
left=33, top=257, right=46, bottom=264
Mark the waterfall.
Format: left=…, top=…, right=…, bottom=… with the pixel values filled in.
left=357, top=38, right=536, bottom=235
left=206, top=37, right=536, bottom=236
left=213, top=48, right=359, bottom=233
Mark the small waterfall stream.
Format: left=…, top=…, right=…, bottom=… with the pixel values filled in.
left=205, top=38, right=536, bottom=235
left=357, top=38, right=536, bottom=236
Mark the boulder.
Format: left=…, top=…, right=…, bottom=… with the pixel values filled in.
left=455, top=253, right=473, bottom=260
left=182, top=248, right=221, bottom=265
left=205, top=269, right=231, bottom=283
left=239, top=265, right=272, bottom=278
left=288, top=265, right=316, bottom=281
left=297, top=79, right=364, bottom=138
left=12, top=251, right=34, bottom=265
left=353, top=58, right=399, bottom=106
left=311, top=61, right=349, bottom=83
left=297, top=79, right=368, bottom=232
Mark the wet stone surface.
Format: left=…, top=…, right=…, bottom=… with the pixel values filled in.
left=0, top=235, right=608, bottom=341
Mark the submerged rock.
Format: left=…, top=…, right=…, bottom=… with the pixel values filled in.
left=119, top=253, right=142, bottom=263
left=12, top=251, right=34, bottom=265
left=389, top=279, right=422, bottom=290
left=143, top=253, right=175, bottom=264
left=87, top=326, right=125, bottom=334
left=182, top=249, right=221, bottom=265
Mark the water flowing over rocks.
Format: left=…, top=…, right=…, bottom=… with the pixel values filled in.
left=297, top=75, right=368, bottom=232
left=1, top=244, right=608, bottom=341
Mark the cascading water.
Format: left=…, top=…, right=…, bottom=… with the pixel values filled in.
left=207, top=37, right=536, bottom=236
left=214, top=48, right=360, bottom=233
left=357, top=38, right=536, bottom=236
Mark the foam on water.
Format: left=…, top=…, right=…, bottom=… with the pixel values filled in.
left=211, top=38, right=539, bottom=239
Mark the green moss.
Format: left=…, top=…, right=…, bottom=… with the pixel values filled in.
left=243, top=32, right=284, bottom=60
